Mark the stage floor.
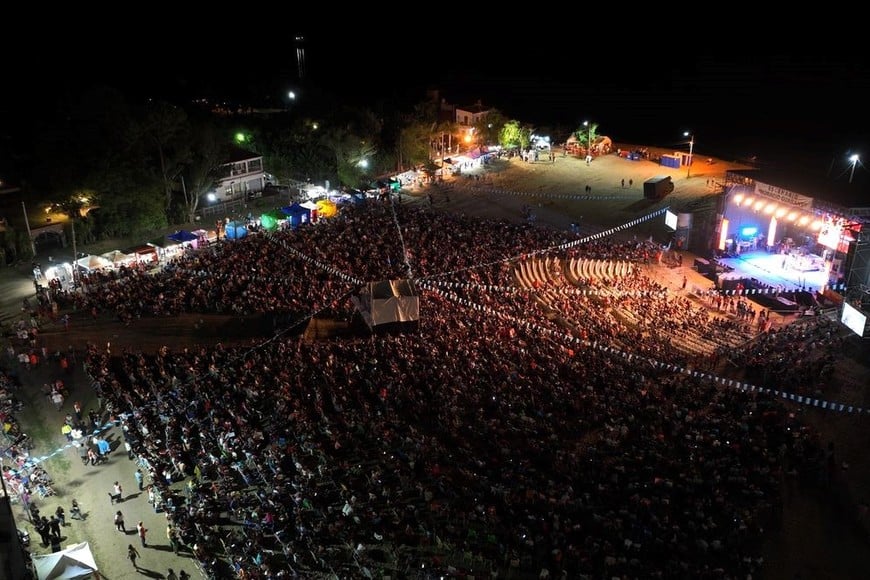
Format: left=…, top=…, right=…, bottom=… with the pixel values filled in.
left=716, top=250, right=831, bottom=292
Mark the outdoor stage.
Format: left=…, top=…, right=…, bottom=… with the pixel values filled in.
left=716, top=249, right=832, bottom=293
left=695, top=249, right=840, bottom=315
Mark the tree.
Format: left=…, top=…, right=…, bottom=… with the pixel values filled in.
left=181, top=123, right=225, bottom=224
left=29, top=84, right=169, bottom=241
left=471, top=109, right=509, bottom=148
left=133, top=101, right=191, bottom=212
left=499, top=120, right=532, bottom=151
left=396, top=121, right=432, bottom=170
left=319, top=119, right=379, bottom=189
left=258, top=118, right=333, bottom=186
left=576, top=122, right=600, bottom=152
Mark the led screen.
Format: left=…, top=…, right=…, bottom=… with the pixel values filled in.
left=841, top=302, right=867, bottom=337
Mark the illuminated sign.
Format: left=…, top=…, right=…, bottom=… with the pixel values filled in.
left=755, top=183, right=813, bottom=209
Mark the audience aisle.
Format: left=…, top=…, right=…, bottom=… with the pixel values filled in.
left=3, top=359, right=197, bottom=579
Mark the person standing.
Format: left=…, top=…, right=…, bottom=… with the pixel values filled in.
left=70, top=499, right=82, bottom=520
left=134, top=469, right=144, bottom=491
left=167, top=523, right=180, bottom=555
left=166, top=569, right=178, bottom=580
left=114, top=510, right=126, bottom=532
left=55, top=505, right=66, bottom=527
left=127, top=544, right=140, bottom=569
left=51, top=390, right=64, bottom=411
left=137, top=521, right=148, bottom=547
left=113, top=481, right=123, bottom=501
left=36, top=517, right=51, bottom=547
left=49, top=515, right=61, bottom=539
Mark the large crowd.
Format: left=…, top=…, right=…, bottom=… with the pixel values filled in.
left=6, top=201, right=853, bottom=579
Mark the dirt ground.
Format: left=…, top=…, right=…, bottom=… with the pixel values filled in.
left=4, top=146, right=870, bottom=578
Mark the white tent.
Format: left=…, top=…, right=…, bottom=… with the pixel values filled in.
left=75, top=254, right=113, bottom=272
left=34, top=542, right=99, bottom=580
left=100, top=249, right=135, bottom=267
left=353, top=280, right=420, bottom=328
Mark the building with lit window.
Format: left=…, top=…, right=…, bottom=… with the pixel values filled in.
left=206, top=146, right=267, bottom=203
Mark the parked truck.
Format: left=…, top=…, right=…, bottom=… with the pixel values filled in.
left=643, top=175, right=674, bottom=200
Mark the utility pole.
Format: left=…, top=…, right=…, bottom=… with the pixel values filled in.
left=21, top=201, right=36, bottom=257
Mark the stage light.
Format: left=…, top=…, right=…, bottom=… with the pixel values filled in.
left=744, top=197, right=754, bottom=207
left=787, top=211, right=798, bottom=221
left=764, top=203, right=777, bottom=214
left=753, top=200, right=765, bottom=211
left=810, top=220, right=823, bottom=230
left=798, top=216, right=810, bottom=226
left=741, top=226, right=758, bottom=237
left=775, top=208, right=787, bottom=218
left=734, top=193, right=744, bottom=204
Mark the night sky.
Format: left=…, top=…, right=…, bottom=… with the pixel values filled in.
left=5, top=21, right=869, bottom=184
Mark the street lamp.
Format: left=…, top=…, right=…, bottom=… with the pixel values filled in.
left=849, top=153, right=860, bottom=184
left=684, top=131, right=694, bottom=178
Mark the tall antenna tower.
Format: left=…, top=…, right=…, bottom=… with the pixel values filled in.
left=295, top=36, right=306, bottom=80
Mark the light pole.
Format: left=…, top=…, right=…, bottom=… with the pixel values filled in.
left=684, top=131, right=694, bottom=178
left=849, top=153, right=860, bottom=184
left=583, top=120, right=592, bottom=158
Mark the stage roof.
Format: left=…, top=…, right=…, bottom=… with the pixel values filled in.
left=727, top=167, right=868, bottom=215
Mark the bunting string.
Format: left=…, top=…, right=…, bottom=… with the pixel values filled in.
left=418, top=280, right=867, bottom=415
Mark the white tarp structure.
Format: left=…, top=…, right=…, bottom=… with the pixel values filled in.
left=354, top=280, right=419, bottom=328
left=34, top=542, right=99, bottom=580
left=100, top=249, right=135, bottom=267
left=75, top=254, right=113, bottom=272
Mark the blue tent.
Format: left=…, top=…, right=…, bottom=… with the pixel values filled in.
left=224, top=221, right=248, bottom=240
left=280, top=203, right=311, bottom=228
left=167, top=230, right=198, bottom=243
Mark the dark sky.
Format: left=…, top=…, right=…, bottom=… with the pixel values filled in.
left=6, top=21, right=869, bottom=182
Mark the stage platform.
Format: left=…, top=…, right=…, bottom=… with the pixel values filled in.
left=715, top=250, right=832, bottom=293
